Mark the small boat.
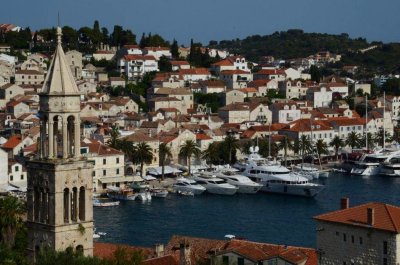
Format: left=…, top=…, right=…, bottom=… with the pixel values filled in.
left=137, top=191, right=152, bottom=201
left=107, top=187, right=137, bottom=201
left=98, top=232, right=107, bottom=236
left=150, top=188, right=169, bottom=198
left=93, top=198, right=120, bottom=207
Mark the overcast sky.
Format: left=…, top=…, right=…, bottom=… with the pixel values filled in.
left=2, top=0, right=399, bottom=45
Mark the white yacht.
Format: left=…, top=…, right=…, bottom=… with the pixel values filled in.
left=173, top=178, right=206, bottom=195
left=215, top=169, right=262, bottom=194
left=233, top=148, right=324, bottom=197
left=379, top=156, right=400, bottom=177
left=292, top=164, right=320, bottom=180
left=351, top=149, right=400, bottom=176
left=192, top=173, right=238, bottom=195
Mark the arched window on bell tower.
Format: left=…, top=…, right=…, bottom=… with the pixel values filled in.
left=63, top=188, right=70, bottom=223
left=79, top=186, right=85, bottom=221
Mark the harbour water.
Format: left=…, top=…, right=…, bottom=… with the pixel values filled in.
left=94, top=173, right=400, bottom=247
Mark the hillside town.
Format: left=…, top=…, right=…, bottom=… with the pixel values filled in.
left=1, top=22, right=400, bottom=265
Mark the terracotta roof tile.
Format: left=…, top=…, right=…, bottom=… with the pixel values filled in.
left=81, top=142, right=123, bottom=156
left=93, top=242, right=153, bottom=260
left=314, top=202, right=400, bottom=233
left=196, top=133, right=212, bottom=140
left=2, top=135, right=22, bottom=149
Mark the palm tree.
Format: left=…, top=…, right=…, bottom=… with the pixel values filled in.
left=159, top=143, right=172, bottom=180
left=345, top=131, right=362, bottom=151
left=0, top=196, right=25, bottom=248
left=132, top=142, right=153, bottom=177
left=374, top=128, right=391, bottom=148
left=315, top=139, right=329, bottom=156
left=107, top=124, right=120, bottom=149
left=179, top=140, right=201, bottom=175
left=329, top=135, right=344, bottom=161
left=259, top=138, right=278, bottom=158
left=277, top=135, right=293, bottom=166
left=223, top=135, right=239, bottom=164
left=202, top=142, right=220, bottom=168
left=391, top=129, right=400, bottom=144
left=361, top=132, right=376, bottom=150
left=299, top=135, right=313, bottom=159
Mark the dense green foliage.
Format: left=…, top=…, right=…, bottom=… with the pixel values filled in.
left=342, top=43, right=400, bottom=75
left=212, top=29, right=369, bottom=61
left=193, top=92, right=222, bottom=113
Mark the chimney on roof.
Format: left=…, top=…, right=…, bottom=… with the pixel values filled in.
left=367, top=207, right=374, bottom=226
left=155, top=243, right=164, bottom=258
left=179, top=241, right=191, bottom=265
left=340, top=197, right=349, bottom=209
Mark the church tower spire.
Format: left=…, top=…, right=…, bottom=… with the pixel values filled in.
left=27, top=27, right=94, bottom=262
left=38, top=26, right=81, bottom=160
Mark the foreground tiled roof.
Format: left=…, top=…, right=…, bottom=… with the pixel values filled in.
left=93, top=242, right=153, bottom=260
left=314, top=202, right=400, bottom=233
left=142, top=255, right=179, bottom=265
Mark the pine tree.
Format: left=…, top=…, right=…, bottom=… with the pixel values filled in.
left=171, top=39, right=179, bottom=59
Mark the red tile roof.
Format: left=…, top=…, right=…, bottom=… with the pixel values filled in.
left=196, top=133, right=212, bottom=140
left=81, top=142, right=123, bottom=156
left=256, top=69, right=286, bottom=75
left=93, top=242, right=153, bottom=260
left=239, top=87, right=258, bottom=93
left=170, top=60, right=189, bottom=66
left=2, top=135, right=22, bottom=149
left=314, top=202, right=400, bottom=233
left=142, top=255, right=179, bottom=265
left=326, top=117, right=369, bottom=126
left=220, top=69, right=251, bottom=75
left=284, top=119, right=332, bottom=132
left=179, top=68, right=210, bottom=75
left=123, top=55, right=156, bottom=61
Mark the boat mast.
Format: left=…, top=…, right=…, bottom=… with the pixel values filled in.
left=383, top=91, right=386, bottom=149
left=365, top=94, right=368, bottom=150
left=268, top=122, right=271, bottom=158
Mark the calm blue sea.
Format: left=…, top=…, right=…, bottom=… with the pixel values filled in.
left=94, top=173, right=400, bottom=248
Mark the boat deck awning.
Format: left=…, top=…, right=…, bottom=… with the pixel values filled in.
left=147, top=166, right=182, bottom=176
left=99, top=176, right=137, bottom=184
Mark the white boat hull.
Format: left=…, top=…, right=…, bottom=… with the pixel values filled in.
left=173, top=186, right=205, bottom=195
left=137, top=192, right=152, bottom=201
left=236, top=185, right=262, bottom=194
left=205, top=186, right=238, bottom=195
left=351, top=165, right=380, bottom=176
left=107, top=193, right=137, bottom=201
left=261, top=182, right=324, bottom=197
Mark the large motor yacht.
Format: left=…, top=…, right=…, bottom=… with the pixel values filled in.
left=379, top=156, right=400, bottom=177
left=233, top=147, right=324, bottom=197
left=192, top=173, right=238, bottom=195
left=215, top=169, right=262, bottom=194
left=350, top=149, right=400, bottom=176
left=173, top=177, right=206, bottom=195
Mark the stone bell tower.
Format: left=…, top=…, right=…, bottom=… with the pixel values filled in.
left=26, top=27, right=94, bottom=261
